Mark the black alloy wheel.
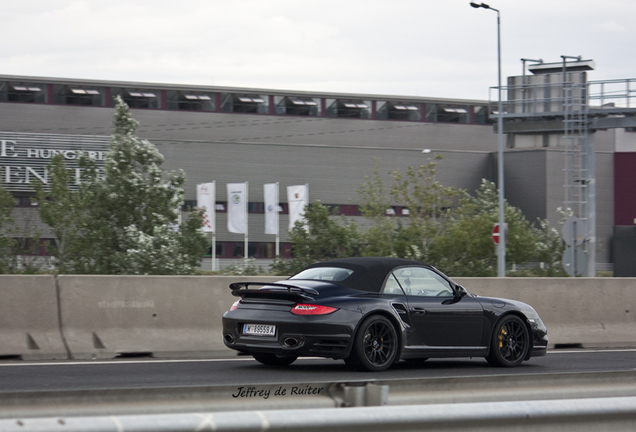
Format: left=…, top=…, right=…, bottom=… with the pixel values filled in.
left=252, top=353, right=298, bottom=366
left=486, top=315, right=530, bottom=367
left=347, top=315, right=398, bottom=372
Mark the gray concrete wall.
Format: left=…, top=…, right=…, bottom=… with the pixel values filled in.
left=456, top=277, right=636, bottom=349
left=0, top=275, right=67, bottom=359
left=0, top=276, right=634, bottom=360
left=56, top=275, right=259, bottom=359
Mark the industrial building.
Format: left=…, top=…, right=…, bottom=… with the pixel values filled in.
left=1, top=64, right=633, bottom=273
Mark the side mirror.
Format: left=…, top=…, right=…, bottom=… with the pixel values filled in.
left=455, top=285, right=468, bottom=298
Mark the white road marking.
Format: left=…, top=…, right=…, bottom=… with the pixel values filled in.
left=0, top=350, right=633, bottom=367
left=547, top=348, right=636, bottom=354
left=0, top=356, right=326, bottom=367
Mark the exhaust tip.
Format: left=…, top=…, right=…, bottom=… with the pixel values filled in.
left=283, top=337, right=299, bottom=348
left=224, top=334, right=235, bottom=345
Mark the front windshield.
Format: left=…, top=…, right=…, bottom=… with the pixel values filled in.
left=290, top=267, right=354, bottom=282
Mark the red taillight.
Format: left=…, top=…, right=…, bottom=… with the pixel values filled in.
left=230, top=300, right=241, bottom=311
left=291, top=304, right=338, bottom=315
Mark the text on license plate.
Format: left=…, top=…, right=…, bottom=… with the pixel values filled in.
left=243, top=323, right=276, bottom=336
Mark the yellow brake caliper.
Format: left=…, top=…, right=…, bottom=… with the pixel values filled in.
left=498, top=328, right=507, bottom=349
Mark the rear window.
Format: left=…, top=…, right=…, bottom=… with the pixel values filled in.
left=290, top=267, right=354, bottom=282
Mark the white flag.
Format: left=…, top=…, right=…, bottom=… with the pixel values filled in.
left=264, top=183, right=278, bottom=235
left=287, top=184, right=308, bottom=232
left=196, top=182, right=215, bottom=233
left=227, top=182, right=247, bottom=234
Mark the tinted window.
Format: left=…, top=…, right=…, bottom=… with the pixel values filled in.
left=291, top=267, right=354, bottom=282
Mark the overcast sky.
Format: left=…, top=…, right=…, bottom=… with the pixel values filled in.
left=3, top=0, right=634, bottom=101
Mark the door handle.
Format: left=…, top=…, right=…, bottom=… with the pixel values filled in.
left=410, top=307, right=427, bottom=314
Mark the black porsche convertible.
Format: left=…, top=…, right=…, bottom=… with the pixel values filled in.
left=222, top=257, right=548, bottom=371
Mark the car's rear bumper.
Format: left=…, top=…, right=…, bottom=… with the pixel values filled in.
left=222, top=307, right=361, bottom=359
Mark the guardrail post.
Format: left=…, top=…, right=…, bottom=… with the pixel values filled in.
left=340, top=383, right=389, bottom=407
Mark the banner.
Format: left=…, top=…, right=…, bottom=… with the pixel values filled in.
left=264, top=183, right=278, bottom=235
left=227, top=182, right=247, bottom=234
left=196, top=182, right=215, bottom=233
left=287, top=184, right=308, bottom=232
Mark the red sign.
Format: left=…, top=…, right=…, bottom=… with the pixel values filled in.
left=492, top=223, right=501, bottom=244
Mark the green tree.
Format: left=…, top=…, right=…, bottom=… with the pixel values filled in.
left=357, top=158, right=398, bottom=256
left=0, top=182, right=16, bottom=273
left=32, top=154, right=86, bottom=273
left=271, top=202, right=361, bottom=275
left=0, top=183, right=42, bottom=273
left=389, top=155, right=464, bottom=260
left=429, top=179, right=554, bottom=276
left=357, top=155, right=464, bottom=260
left=356, top=158, right=564, bottom=276
left=36, top=96, right=207, bottom=274
left=529, top=218, right=567, bottom=276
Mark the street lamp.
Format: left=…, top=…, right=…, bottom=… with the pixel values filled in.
left=470, top=2, right=506, bottom=277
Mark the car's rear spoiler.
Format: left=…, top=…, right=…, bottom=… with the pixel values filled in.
left=229, top=282, right=319, bottom=302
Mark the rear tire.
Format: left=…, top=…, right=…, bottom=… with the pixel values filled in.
left=346, top=315, right=398, bottom=372
left=252, top=353, right=298, bottom=366
left=485, top=315, right=530, bottom=367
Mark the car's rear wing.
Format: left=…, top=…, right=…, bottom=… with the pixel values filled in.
left=229, top=282, right=319, bottom=302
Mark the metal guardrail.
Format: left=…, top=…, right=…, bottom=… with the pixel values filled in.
left=2, top=370, right=636, bottom=419
left=3, top=396, right=636, bottom=432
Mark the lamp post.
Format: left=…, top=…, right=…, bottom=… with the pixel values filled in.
left=470, top=2, right=505, bottom=277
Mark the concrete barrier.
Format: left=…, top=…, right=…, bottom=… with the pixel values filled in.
left=455, top=277, right=636, bottom=348
left=1, top=275, right=635, bottom=360
left=57, top=275, right=282, bottom=359
left=0, top=275, right=68, bottom=360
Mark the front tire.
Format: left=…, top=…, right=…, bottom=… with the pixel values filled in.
left=486, top=315, right=530, bottom=367
left=346, top=315, right=398, bottom=372
left=252, top=353, right=298, bottom=366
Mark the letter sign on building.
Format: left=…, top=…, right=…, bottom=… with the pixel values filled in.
left=0, top=133, right=110, bottom=192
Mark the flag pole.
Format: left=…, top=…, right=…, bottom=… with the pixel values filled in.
left=275, top=182, right=280, bottom=257
left=212, top=181, right=216, bottom=272
left=244, top=181, right=249, bottom=264
left=212, top=232, right=216, bottom=272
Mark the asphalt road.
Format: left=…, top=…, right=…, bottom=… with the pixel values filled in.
left=1, top=349, right=635, bottom=393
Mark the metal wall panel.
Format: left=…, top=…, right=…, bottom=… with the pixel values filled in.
left=504, top=150, right=547, bottom=222
left=0, top=104, right=498, bottom=151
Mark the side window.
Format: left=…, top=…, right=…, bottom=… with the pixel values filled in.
left=382, top=273, right=404, bottom=295
left=393, top=267, right=453, bottom=297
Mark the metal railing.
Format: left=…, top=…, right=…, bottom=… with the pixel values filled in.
left=588, top=78, right=636, bottom=110
left=3, top=396, right=636, bottom=432
left=489, top=78, right=636, bottom=118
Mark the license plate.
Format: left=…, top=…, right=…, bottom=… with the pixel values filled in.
left=243, top=323, right=276, bottom=336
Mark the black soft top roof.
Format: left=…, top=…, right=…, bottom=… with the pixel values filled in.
left=298, top=257, right=431, bottom=293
